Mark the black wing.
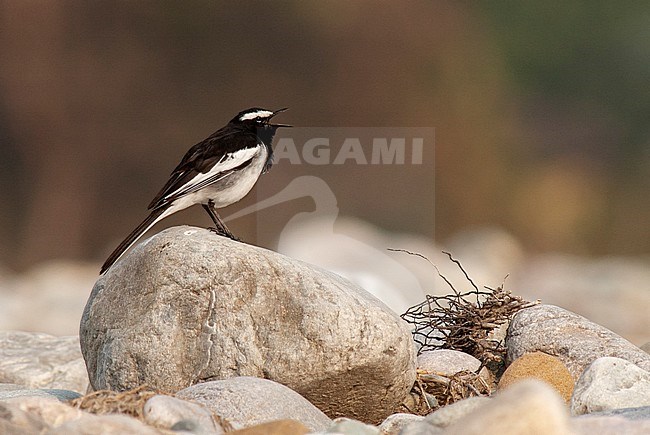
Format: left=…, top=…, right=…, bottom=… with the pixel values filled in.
left=148, top=126, right=259, bottom=210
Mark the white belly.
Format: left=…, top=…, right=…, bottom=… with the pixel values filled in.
left=208, top=145, right=268, bottom=207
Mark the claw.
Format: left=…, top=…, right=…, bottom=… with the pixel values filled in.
left=207, top=226, right=241, bottom=242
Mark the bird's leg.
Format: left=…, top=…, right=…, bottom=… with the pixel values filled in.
left=202, top=202, right=241, bottom=242
left=202, top=203, right=230, bottom=235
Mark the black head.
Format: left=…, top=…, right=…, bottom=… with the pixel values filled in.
left=229, top=107, right=290, bottom=128
left=230, top=108, right=290, bottom=149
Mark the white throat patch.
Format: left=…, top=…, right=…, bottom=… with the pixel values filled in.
left=239, top=110, right=274, bottom=121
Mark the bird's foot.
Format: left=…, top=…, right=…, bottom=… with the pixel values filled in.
left=229, top=234, right=242, bottom=243
left=208, top=227, right=242, bottom=242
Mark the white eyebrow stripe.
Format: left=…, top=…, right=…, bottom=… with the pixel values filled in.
left=239, top=110, right=274, bottom=121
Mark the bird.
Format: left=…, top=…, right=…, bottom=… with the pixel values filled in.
left=100, top=107, right=290, bottom=274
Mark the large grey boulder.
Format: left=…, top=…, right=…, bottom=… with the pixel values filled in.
left=507, top=304, right=650, bottom=379
left=80, top=226, right=415, bottom=424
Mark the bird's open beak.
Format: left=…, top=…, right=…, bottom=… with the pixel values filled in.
left=271, top=108, right=291, bottom=127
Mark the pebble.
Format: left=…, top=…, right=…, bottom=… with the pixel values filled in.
left=377, top=413, right=424, bottom=435
left=0, top=401, right=49, bottom=434
left=0, top=331, right=89, bottom=393
left=571, top=357, right=650, bottom=415
left=417, top=349, right=481, bottom=373
left=144, top=394, right=224, bottom=434
left=229, top=419, right=310, bottom=435
left=507, top=304, right=650, bottom=378
left=0, top=395, right=83, bottom=427
left=572, top=412, right=650, bottom=434
left=47, top=413, right=161, bottom=435
left=443, top=380, right=572, bottom=435
left=425, top=396, right=491, bottom=428
left=175, top=377, right=331, bottom=432
left=0, top=388, right=81, bottom=402
left=417, top=349, right=494, bottom=390
left=498, top=351, right=574, bottom=403
left=318, top=417, right=380, bottom=434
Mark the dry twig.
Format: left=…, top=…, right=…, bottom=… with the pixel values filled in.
left=395, top=249, right=537, bottom=364
left=69, top=385, right=234, bottom=432
left=391, top=248, right=538, bottom=414
left=69, top=385, right=158, bottom=419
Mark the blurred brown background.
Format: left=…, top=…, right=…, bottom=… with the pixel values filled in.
left=0, top=1, right=648, bottom=271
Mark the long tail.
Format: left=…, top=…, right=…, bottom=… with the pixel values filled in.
left=100, top=207, right=169, bottom=274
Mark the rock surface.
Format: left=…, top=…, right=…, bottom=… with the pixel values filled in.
left=318, top=417, right=380, bottom=434
left=425, top=396, right=491, bottom=428
left=417, top=349, right=493, bottom=388
left=0, top=331, right=89, bottom=394
left=0, top=395, right=83, bottom=428
left=175, top=377, right=331, bottom=431
left=572, top=413, right=650, bottom=434
left=417, top=349, right=481, bottom=374
left=507, top=304, right=650, bottom=378
left=498, top=351, right=574, bottom=403
left=442, top=380, right=571, bottom=435
left=229, top=419, right=310, bottom=435
left=571, top=357, right=650, bottom=415
left=47, top=413, right=161, bottom=435
left=398, top=397, right=490, bottom=434
left=0, top=388, right=81, bottom=402
left=577, top=406, right=650, bottom=420
left=81, top=226, right=415, bottom=424
left=0, top=401, right=49, bottom=434
left=378, top=413, right=424, bottom=435
left=639, top=341, right=650, bottom=354
left=0, top=395, right=153, bottom=434
left=399, top=422, right=444, bottom=435
left=144, top=394, right=224, bottom=434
